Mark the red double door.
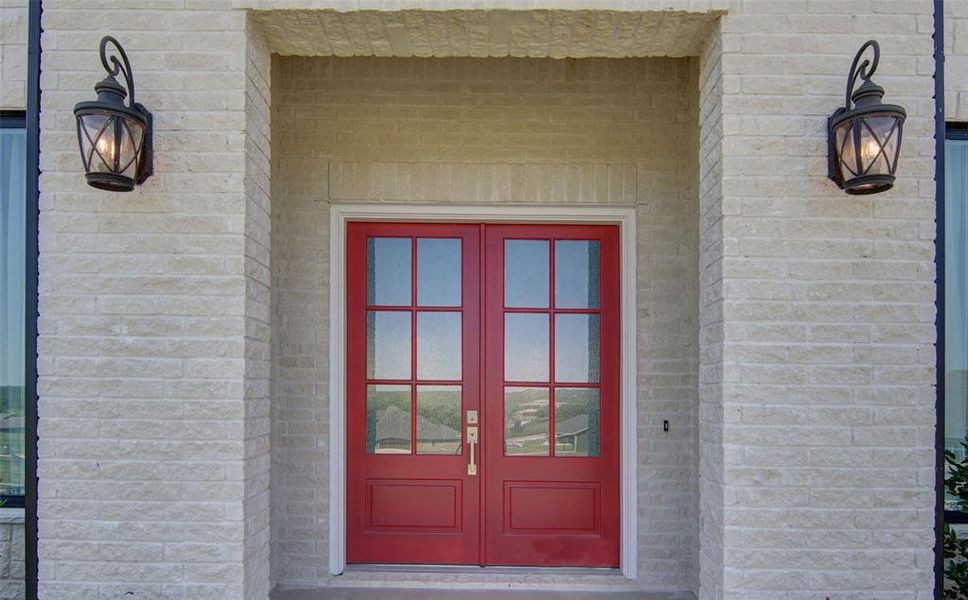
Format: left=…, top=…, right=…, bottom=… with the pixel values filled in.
left=346, top=223, right=619, bottom=567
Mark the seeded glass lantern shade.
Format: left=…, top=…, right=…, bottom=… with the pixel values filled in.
left=828, top=40, right=906, bottom=195
left=73, top=36, right=153, bottom=192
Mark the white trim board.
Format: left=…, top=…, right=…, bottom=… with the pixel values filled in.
left=328, top=203, right=638, bottom=581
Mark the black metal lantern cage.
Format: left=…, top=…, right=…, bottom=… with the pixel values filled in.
left=828, top=40, right=906, bottom=195
left=74, top=36, right=153, bottom=192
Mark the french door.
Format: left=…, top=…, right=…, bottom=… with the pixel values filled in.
left=346, top=222, right=619, bottom=568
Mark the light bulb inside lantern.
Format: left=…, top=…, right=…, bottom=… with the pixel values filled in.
left=860, top=137, right=880, bottom=164
left=97, top=134, right=115, bottom=163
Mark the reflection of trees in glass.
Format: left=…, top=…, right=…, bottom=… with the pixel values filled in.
left=416, top=388, right=461, bottom=455
left=505, top=388, right=549, bottom=455
left=946, top=370, right=968, bottom=511
left=366, top=386, right=463, bottom=455
left=0, top=386, right=25, bottom=494
left=366, top=386, right=410, bottom=454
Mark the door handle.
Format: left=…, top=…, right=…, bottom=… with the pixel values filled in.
left=466, top=425, right=479, bottom=476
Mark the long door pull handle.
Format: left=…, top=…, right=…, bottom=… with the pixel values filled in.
left=467, top=426, right=479, bottom=476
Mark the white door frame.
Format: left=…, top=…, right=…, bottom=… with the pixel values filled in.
left=328, top=203, right=638, bottom=580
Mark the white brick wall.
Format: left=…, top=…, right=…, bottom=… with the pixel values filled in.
left=697, top=20, right=724, bottom=600
left=0, top=0, right=26, bottom=110
left=34, top=1, right=947, bottom=599
left=243, top=18, right=273, bottom=600
left=270, top=54, right=701, bottom=591
left=37, top=2, right=269, bottom=598
left=0, top=511, right=25, bottom=600
left=250, top=9, right=721, bottom=58
left=704, top=3, right=937, bottom=599
left=947, top=1, right=968, bottom=122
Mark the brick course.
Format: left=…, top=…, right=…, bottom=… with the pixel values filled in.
left=32, top=2, right=946, bottom=599
left=270, top=54, right=700, bottom=591
left=0, top=0, right=26, bottom=110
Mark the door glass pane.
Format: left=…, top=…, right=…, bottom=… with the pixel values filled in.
left=417, top=312, right=462, bottom=380
left=505, top=387, right=549, bottom=456
left=417, top=238, right=461, bottom=307
left=945, top=137, right=968, bottom=510
left=367, top=384, right=411, bottom=454
left=366, top=311, right=411, bottom=380
left=555, top=389, right=599, bottom=457
left=416, top=385, right=462, bottom=455
left=505, top=240, right=549, bottom=308
left=555, top=240, right=600, bottom=308
left=505, top=313, right=549, bottom=382
left=367, top=237, right=411, bottom=306
left=555, top=314, right=600, bottom=383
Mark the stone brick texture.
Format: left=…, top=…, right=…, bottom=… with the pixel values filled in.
left=706, top=2, right=937, bottom=599
left=32, top=1, right=947, bottom=599
left=947, top=1, right=968, bottom=122
left=0, top=0, right=26, bottom=110
left=251, top=9, right=721, bottom=58
left=0, top=511, right=25, bottom=600
left=271, top=54, right=700, bottom=591
left=37, top=2, right=265, bottom=598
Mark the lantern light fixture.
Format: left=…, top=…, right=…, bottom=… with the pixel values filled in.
left=74, top=36, right=153, bottom=192
left=828, top=40, right=906, bottom=195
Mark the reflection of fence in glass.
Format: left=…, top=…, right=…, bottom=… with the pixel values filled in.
left=946, top=436, right=968, bottom=511
left=0, top=386, right=25, bottom=496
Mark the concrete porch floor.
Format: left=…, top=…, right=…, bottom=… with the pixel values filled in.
left=271, top=567, right=695, bottom=600
left=272, top=589, right=695, bottom=600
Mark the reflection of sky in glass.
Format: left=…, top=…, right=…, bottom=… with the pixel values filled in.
left=366, top=311, right=411, bottom=379
left=1, top=127, right=25, bottom=388
left=367, top=238, right=411, bottom=306
left=555, top=314, right=600, bottom=383
left=418, top=238, right=461, bottom=307
left=505, top=313, right=548, bottom=382
left=417, top=312, right=461, bottom=380
left=505, top=240, right=548, bottom=308
left=555, top=240, right=599, bottom=308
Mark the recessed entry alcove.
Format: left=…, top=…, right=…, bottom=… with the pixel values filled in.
left=263, top=8, right=707, bottom=594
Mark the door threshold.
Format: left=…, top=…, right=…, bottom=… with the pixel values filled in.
left=346, top=564, right=621, bottom=575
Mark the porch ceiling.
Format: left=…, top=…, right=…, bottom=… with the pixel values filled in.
left=249, top=9, right=721, bottom=58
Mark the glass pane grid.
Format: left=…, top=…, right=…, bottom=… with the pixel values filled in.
left=503, top=237, right=603, bottom=459
left=365, top=235, right=464, bottom=456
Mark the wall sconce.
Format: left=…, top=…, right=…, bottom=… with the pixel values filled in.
left=74, top=36, right=153, bottom=192
left=828, top=40, right=906, bottom=195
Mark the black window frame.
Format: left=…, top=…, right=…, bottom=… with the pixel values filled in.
left=0, top=111, right=27, bottom=510
left=943, top=122, right=968, bottom=524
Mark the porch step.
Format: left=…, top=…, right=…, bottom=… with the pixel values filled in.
left=338, top=566, right=639, bottom=591
left=272, top=588, right=695, bottom=600
left=272, top=566, right=695, bottom=599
